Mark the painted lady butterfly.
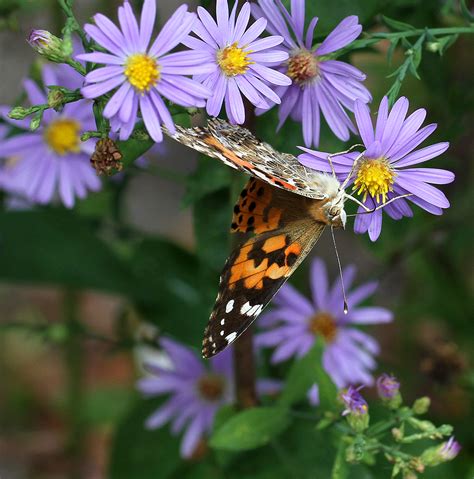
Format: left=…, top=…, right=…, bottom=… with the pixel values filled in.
left=167, top=119, right=351, bottom=358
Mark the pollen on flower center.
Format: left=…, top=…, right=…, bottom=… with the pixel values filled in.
left=44, top=118, right=81, bottom=155
left=197, top=374, right=225, bottom=401
left=287, top=49, right=319, bottom=85
left=353, top=157, right=395, bottom=203
left=308, top=311, right=337, bottom=342
left=124, top=53, right=160, bottom=93
left=217, top=43, right=253, bottom=76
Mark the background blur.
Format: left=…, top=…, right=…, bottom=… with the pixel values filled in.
left=0, top=0, right=473, bottom=478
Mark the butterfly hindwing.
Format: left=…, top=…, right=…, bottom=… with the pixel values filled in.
left=202, top=186, right=324, bottom=358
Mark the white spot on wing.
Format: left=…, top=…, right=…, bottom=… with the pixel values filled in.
left=225, top=332, right=237, bottom=343
left=225, top=300, right=234, bottom=313
left=240, top=302, right=252, bottom=314
left=220, top=319, right=225, bottom=325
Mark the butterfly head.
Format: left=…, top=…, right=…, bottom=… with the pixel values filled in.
left=324, top=189, right=347, bottom=229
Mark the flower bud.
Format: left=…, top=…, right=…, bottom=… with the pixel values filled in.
left=28, top=30, right=67, bottom=63
left=340, top=386, right=369, bottom=432
left=412, top=396, right=430, bottom=415
left=8, top=106, right=32, bottom=120
left=48, top=88, right=66, bottom=110
left=376, top=373, right=402, bottom=409
left=29, top=111, right=43, bottom=131
left=421, top=437, right=461, bottom=467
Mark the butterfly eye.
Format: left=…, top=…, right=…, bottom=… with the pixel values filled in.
left=329, top=206, right=340, bottom=218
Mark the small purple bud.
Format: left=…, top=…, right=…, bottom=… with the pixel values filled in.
left=340, top=386, right=368, bottom=416
left=439, top=437, right=461, bottom=461
left=27, top=30, right=65, bottom=63
left=376, top=373, right=400, bottom=400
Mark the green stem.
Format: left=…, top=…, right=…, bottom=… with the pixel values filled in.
left=372, top=26, right=474, bottom=40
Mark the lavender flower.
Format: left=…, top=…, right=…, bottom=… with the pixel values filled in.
left=340, top=385, right=368, bottom=416
left=421, top=436, right=461, bottom=466
left=28, top=30, right=66, bottom=63
left=376, top=373, right=400, bottom=400
left=183, top=0, right=291, bottom=124
left=137, top=337, right=280, bottom=458
left=256, top=257, right=393, bottom=390
left=0, top=66, right=100, bottom=207
left=299, top=96, right=455, bottom=240
left=78, top=1, right=212, bottom=142
left=252, top=0, right=371, bottom=146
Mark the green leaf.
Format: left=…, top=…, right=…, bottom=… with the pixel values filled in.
left=184, top=156, right=232, bottom=206
left=210, top=407, right=290, bottom=451
left=193, top=189, right=231, bottom=271
left=387, top=38, right=400, bottom=65
left=460, top=0, right=474, bottom=21
left=331, top=442, right=349, bottom=479
left=382, top=15, right=416, bottom=32
left=82, top=387, right=134, bottom=426
left=0, top=209, right=131, bottom=295
left=109, top=400, right=182, bottom=479
left=278, top=340, right=338, bottom=410
left=118, top=136, right=154, bottom=169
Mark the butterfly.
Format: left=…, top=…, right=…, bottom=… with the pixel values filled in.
left=166, top=119, right=396, bottom=358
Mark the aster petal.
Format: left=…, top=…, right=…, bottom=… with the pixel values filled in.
left=274, top=282, right=314, bottom=315
left=397, top=186, right=443, bottom=215
left=250, top=50, right=289, bottom=63
left=231, top=3, right=251, bottom=43
left=385, top=194, right=413, bottom=218
left=118, top=86, right=135, bottom=123
left=118, top=2, right=140, bottom=52
left=385, top=108, right=427, bottom=158
left=256, top=325, right=303, bottom=347
left=150, top=89, right=175, bottom=134
left=257, top=378, right=283, bottom=396
left=103, top=82, right=132, bottom=118
left=316, top=16, right=361, bottom=56
left=149, top=6, right=195, bottom=57
left=205, top=72, right=227, bottom=117
left=23, top=79, right=46, bottom=105
left=259, top=308, right=310, bottom=328
left=320, top=60, right=366, bottom=81
left=139, top=0, right=156, bottom=50
left=310, top=258, right=329, bottom=309
left=305, top=16, right=319, bottom=49
left=81, top=75, right=125, bottom=98
left=393, top=142, right=450, bottom=168
left=93, top=13, right=128, bottom=54
left=160, top=74, right=210, bottom=103
left=140, top=94, right=163, bottom=142
left=0, top=133, right=43, bottom=157
left=157, top=78, right=206, bottom=108
left=380, top=96, right=409, bottom=153
left=253, top=0, right=295, bottom=48
left=346, top=329, right=380, bottom=355
left=271, top=334, right=313, bottom=363
left=34, top=157, right=58, bottom=204
left=250, top=63, right=292, bottom=86
left=77, top=52, right=124, bottom=65
left=398, top=167, right=454, bottom=184
left=239, top=17, right=268, bottom=46
left=226, top=79, right=245, bottom=124
left=354, top=100, right=374, bottom=146
left=244, top=73, right=283, bottom=104
left=137, top=374, right=185, bottom=396
left=290, top=0, right=305, bottom=39
left=364, top=140, right=382, bottom=159
left=367, top=208, right=382, bottom=242
left=161, top=338, right=204, bottom=376
left=145, top=398, right=179, bottom=429
left=216, top=0, right=230, bottom=34
left=395, top=173, right=450, bottom=208
left=277, top=85, right=300, bottom=129
left=323, top=348, right=345, bottom=388
left=353, top=203, right=372, bottom=235
left=375, top=96, right=389, bottom=141
left=349, top=307, right=393, bottom=324
left=182, top=35, right=215, bottom=53
left=389, top=124, right=437, bottom=163
left=84, top=24, right=125, bottom=57
left=85, top=66, right=124, bottom=84
left=346, top=281, right=378, bottom=309
left=316, top=82, right=351, bottom=141
left=235, top=75, right=265, bottom=107
left=58, top=160, right=75, bottom=208
left=196, top=6, right=223, bottom=48
left=181, top=413, right=205, bottom=458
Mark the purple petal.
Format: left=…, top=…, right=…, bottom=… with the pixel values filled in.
left=93, top=13, right=128, bottom=54
left=380, top=96, right=409, bottom=153
left=205, top=72, right=227, bottom=117
left=235, top=75, right=265, bottom=107
left=103, top=82, right=132, bottom=118
left=385, top=108, right=426, bottom=158
left=181, top=414, right=205, bottom=458
left=310, top=258, right=329, bottom=309
left=250, top=50, right=288, bottom=63
left=354, top=100, right=374, bottom=147
left=254, top=0, right=296, bottom=49
left=145, top=399, right=179, bottom=429
left=350, top=307, right=393, bottom=324
left=77, top=52, right=124, bottom=65
left=316, top=82, right=351, bottom=141
left=23, top=79, right=46, bottom=105
left=394, top=141, right=449, bottom=168
left=232, top=3, right=251, bottom=43
left=389, top=124, right=437, bottom=163
left=368, top=208, right=382, bottom=242
left=85, top=66, right=123, bottom=84
left=140, top=0, right=156, bottom=50
left=84, top=24, right=124, bottom=57
left=216, top=0, right=229, bottom=33
left=364, top=140, right=382, bottom=159
left=398, top=167, right=454, bottom=184
left=274, top=283, right=314, bottom=315
left=277, top=85, right=300, bottom=129
left=118, top=2, right=140, bottom=52
left=346, top=282, right=378, bottom=309
left=58, top=160, right=75, bottom=208
left=302, top=86, right=313, bottom=146
left=320, top=60, right=366, bottom=81
left=239, top=17, right=268, bottom=45
left=81, top=75, right=125, bottom=98
left=374, top=96, right=389, bottom=141
left=196, top=6, right=223, bottom=48
left=140, top=94, right=163, bottom=142
left=226, top=79, right=245, bottom=124
left=0, top=133, right=43, bottom=157
left=150, top=89, right=175, bottom=133
left=305, top=16, right=319, bottom=49
left=244, top=72, right=283, bottom=104
left=395, top=173, right=450, bottom=208
left=316, top=16, right=361, bottom=56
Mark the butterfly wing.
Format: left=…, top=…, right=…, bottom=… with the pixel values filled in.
left=166, top=119, right=325, bottom=199
left=202, top=180, right=325, bottom=358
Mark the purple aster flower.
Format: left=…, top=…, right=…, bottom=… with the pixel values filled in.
left=340, top=385, right=368, bottom=416
left=252, top=0, right=371, bottom=146
left=0, top=66, right=100, bottom=208
left=256, top=257, right=393, bottom=389
left=137, top=337, right=280, bottom=458
left=78, top=1, right=212, bottom=142
left=299, top=96, right=455, bottom=241
left=438, top=437, right=461, bottom=461
left=183, top=0, right=291, bottom=124
left=376, top=373, right=400, bottom=400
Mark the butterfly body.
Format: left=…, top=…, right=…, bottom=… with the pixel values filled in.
left=166, top=119, right=347, bottom=357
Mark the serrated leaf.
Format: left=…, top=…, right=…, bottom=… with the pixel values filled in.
left=210, top=407, right=290, bottom=451
left=382, top=15, right=416, bottom=32
left=278, top=340, right=338, bottom=410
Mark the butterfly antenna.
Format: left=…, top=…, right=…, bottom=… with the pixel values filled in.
left=331, top=226, right=348, bottom=314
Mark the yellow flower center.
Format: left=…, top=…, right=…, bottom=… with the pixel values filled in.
left=308, top=312, right=337, bottom=343
left=217, top=43, right=253, bottom=76
left=124, top=53, right=160, bottom=93
left=197, top=374, right=225, bottom=402
left=353, top=157, right=396, bottom=203
left=44, top=118, right=81, bottom=155
left=287, top=49, right=319, bottom=85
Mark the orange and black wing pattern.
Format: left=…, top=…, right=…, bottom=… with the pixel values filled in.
left=201, top=180, right=325, bottom=358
